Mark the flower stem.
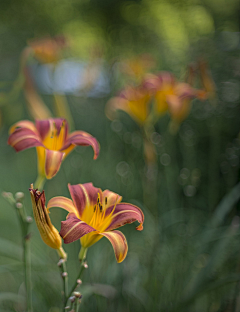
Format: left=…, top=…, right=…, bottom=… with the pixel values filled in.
left=23, top=234, right=32, bottom=312
left=3, top=192, right=33, bottom=312
left=34, top=174, right=46, bottom=190
left=58, top=258, right=68, bottom=305
left=64, top=259, right=86, bottom=309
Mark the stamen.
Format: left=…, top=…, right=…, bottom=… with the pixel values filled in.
left=93, top=205, right=96, bottom=212
left=100, top=204, right=102, bottom=213
left=105, top=197, right=107, bottom=205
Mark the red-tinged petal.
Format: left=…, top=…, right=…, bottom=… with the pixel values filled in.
left=36, top=120, right=51, bottom=140
left=105, top=203, right=144, bottom=231
left=102, top=189, right=122, bottom=209
left=47, top=196, right=79, bottom=217
left=61, top=131, right=100, bottom=160
left=60, top=213, right=96, bottom=244
left=8, top=128, right=43, bottom=152
left=36, top=118, right=68, bottom=141
left=101, top=230, right=128, bottom=263
left=68, top=183, right=101, bottom=218
left=9, top=120, right=37, bottom=134
left=45, top=149, right=64, bottom=179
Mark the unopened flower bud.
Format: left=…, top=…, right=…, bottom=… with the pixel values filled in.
left=26, top=216, right=33, bottom=223
left=83, top=262, right=88, bottom=269
left=73, top=292, right=82, bottom=299
left=57, top=259, right=65, bottom=267
left=77, top=279, right=82, bottom=285
left=62, top=272, right=68, bottom=278
left=15, top=192, right=24, bottom=201
left=16, top=202, right=23, bottom=209
left=29, top=186, right=65, bottom=255
left=69, top=296, right=75, bottom=303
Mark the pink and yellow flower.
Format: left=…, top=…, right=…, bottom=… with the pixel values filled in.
left=144, top=72, right=205, bottom=122
left=8, top=118, right=99, bottom=179
left=47, top=183, right=144, bottom=263
left=105, top=85, right=151, bottom=126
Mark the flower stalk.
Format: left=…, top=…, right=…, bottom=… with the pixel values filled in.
left=2, top=192, right=33, bottom=312
left=64, top=260, right=86, bottom=310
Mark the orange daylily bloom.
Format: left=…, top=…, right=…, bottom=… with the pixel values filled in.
left=29, top=185, right=66, bottom=259
left=8, top=118, right=99, bottom=179
left=47, top=183, right=144, bottom=263
left=27, top=36, right=67, bottom=64
left=144, top=72, right=206, bottom=122
left=106, top=85, right=151, bottom=126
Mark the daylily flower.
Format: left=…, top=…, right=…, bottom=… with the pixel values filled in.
left=8, top=118, right=99, bottom=179
left=47, top=183, right=144, bottom=263
left=144, top=72, right=206, bottom=122
left=27, top=36, right=67, bottom=64
left=29, top=185, right=66, bottom=259
left=105, top=85, right=151, bottom=126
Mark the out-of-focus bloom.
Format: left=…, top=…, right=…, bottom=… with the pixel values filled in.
left=166, top=82, right=201, bottom=123
left=27, top=36, right=67, bottom=64
left=144, top=72, right=206, bottom=122
left=121, top=54, right=155, bottom=81
left=47, top=183, right=144, bottom=263
left=106, top=85, right=151, bottom=126
left=29, top=185, right=66, bottom=259
left=8, top=118, right=99, bottom=179
left=198, top=60, right=216, bottom=100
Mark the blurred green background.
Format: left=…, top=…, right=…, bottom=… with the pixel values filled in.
left=0, top=0, right=240, bottom=311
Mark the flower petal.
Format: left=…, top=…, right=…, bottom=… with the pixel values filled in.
left=101, top=230, right=128, bottom=263
left=45, top=149, right=64, bottom=179
left=61, top=131, right=100, bottom=160
left=36, top=118, right=68, bottom=141
left=47, top=196, right=79, bottom=217
left=60, top=213, right=96, bottom=244
left=8, top=128, right=43, bottom=152
left=9, top=120, right=37, bottom=134
left=102, top=189, right=122, bottom=209
left=68, top=183, right=101, bottom=218
left=105, top=203, right=144, bottom=231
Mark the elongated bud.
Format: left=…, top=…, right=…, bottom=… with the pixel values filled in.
left=29, top=184, right=66, bottom=259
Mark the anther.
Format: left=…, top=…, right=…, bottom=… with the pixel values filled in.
left=94, top=205, right=96, bottom=212
left=105, top=197, right=107, bottom=205
left=100, top=204, right=102, bottom=213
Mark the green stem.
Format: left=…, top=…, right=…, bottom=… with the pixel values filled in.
left=3, top=194, right=33, bottom=311
left=64, top=261, right=86, bottom=309
left=24, top=234, right=33, bottom=312
left=34, top=175, right=46, bottom=190
left=59, top=258, right=68, bottom=304
left=74, top=297, right=80, bottom=312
